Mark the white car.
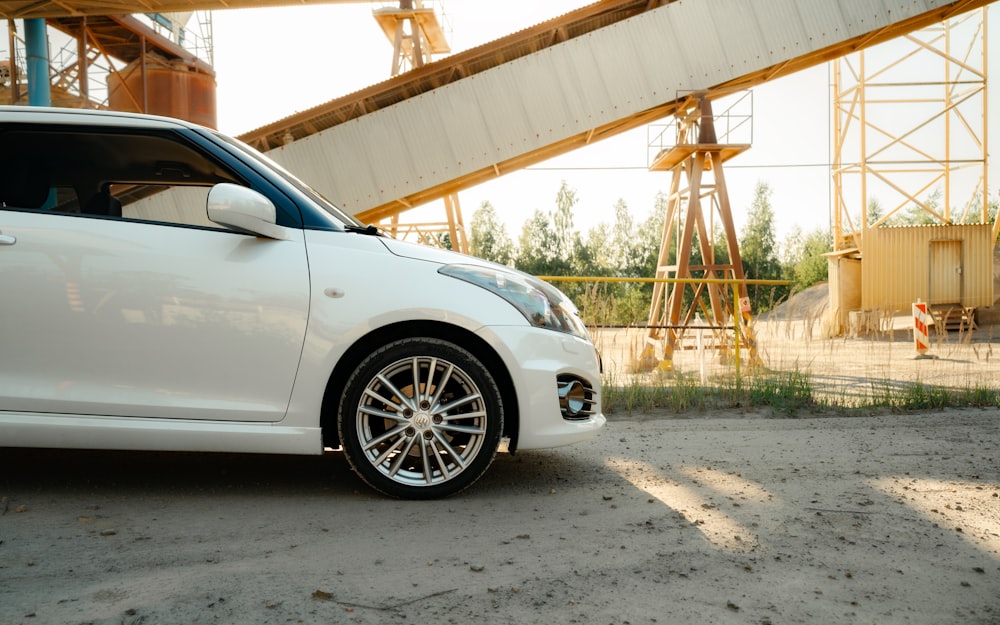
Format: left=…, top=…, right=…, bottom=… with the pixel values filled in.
left=0, top=106, right=604, bottom=499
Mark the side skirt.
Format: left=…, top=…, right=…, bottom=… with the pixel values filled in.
left=0, top=413, right=323, bottom=456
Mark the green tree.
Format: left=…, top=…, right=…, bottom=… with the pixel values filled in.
left=739, top=181, right=787, bottom=312
left=887, top=188, right=940, bottom=226
left=515, top=209, right=568, bottom=276
left=575, top=199, right=646, bottom=325
left=958, top=190, right=999, bottom=224
left=609, top=198, right=640, bottom=276
left=553, top=181, right=577, bottom=261
left=635, top=191, right=669, bottom=278
left=781, top=224, right=804, bottom=261
left=794, top=229, right=832, bottom=289
left=781, top=226, right=831, bottom=291
left=712, top=229, right=731, bottom=268
left=469, top=200, right=513, bottom=265
left=867, top=197, right=884, bottom=226
left=850, top=197, right=883, bottom=231
left=591, top=192, right=672, bottom=325
left=581, top=222, right=613, bottom=276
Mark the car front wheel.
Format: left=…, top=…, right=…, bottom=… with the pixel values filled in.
left=338, top=337, right=504, bottom=499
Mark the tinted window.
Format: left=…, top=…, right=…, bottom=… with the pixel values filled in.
left=0, top=124, right=242, bottom=229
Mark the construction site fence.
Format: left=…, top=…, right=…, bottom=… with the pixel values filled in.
left=537, top=275, right=792, bottom=376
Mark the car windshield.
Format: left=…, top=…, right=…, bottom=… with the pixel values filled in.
left=212, top=130, right=366, bottom=229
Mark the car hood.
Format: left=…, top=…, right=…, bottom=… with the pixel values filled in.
left=378, top=235, right=498, bottom=270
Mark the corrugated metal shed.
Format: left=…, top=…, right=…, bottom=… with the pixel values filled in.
left=862, top=224, right=994, bottom=310
left=260, top=0, right=989, bottom=219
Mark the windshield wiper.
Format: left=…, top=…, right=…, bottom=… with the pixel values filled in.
left=344, top=224, right=381, bottom=236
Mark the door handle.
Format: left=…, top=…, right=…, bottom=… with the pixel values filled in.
left=0, top=231, right=15, bottom=246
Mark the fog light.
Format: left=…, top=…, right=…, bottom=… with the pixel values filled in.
left=558, top=379, right=587, bottom=418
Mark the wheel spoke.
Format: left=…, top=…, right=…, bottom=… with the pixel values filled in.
left=373, top=373, right=415, bottom=411
left=427, top=437, right=452, bottom=480
left=363, top=385, right=407, bottom=413
left=441, top=409, right=487, bottom=421
left=432, top=391, right=481, bottom=415
left=359, top=404, right=408, bottom=423
left=412, top=356, right=436, bottom=404
left=427, top=361, right=454, bottom=407
left=420, top=437, right=435, bottom=483
left=363, top=424, right=408, bottom=452
left=371, top=431, right=407, bottom=465
left=435, top=422, right=486, bottom=436
left=387, top=435, right=419, bottom=477
left=431, top=431, right=468, bottom=470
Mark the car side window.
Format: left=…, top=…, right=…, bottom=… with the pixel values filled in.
left=0, top=124, right=243, bottom=229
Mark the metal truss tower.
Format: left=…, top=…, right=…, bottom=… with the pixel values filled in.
left=832, top=7, right=989, bottom=251
left=371, top=0, right=469, bottom=254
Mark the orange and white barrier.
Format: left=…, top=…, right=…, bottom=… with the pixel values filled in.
left=912, top=301, right=930, bottom=355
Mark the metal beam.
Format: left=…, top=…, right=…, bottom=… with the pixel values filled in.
left=0, top=1, right=367, bottom=20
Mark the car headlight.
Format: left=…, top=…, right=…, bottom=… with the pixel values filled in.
left=440, top=264, right=590, bottom=340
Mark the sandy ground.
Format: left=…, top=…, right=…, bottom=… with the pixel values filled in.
left=1, top=414, right=998, bottom=624
left=2, top=298, right=999, bottom=625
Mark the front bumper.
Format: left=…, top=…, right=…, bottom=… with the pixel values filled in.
left=483, top=325, right=606, bottom=451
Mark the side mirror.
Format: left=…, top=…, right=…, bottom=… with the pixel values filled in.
left=207, top=183, right=286, bottom=240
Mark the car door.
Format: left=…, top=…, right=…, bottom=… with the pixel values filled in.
left=0, top=124, right=310, bottom=423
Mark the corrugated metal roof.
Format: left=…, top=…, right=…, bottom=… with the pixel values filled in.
left=238, top=1, right=661, bottom=149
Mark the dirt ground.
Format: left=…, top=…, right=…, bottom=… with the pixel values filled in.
left=2, top=290, right=999, bottom=625
left=1, top=411, right=998, bottom=625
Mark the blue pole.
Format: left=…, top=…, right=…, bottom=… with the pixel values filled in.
left=24, top=18, right=50, bottom=106
left=24, top=18, right=56, bottom=209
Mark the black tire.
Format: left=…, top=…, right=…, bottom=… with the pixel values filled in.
left=338, top=337, right=504, bottom=499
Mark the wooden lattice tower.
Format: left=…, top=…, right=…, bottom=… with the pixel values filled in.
left=372, top=1, right=468, bottom=254
left=638, top=94, right=755, bottom=371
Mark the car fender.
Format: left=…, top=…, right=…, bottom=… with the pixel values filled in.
left=281, top=230, right=529, bottom=429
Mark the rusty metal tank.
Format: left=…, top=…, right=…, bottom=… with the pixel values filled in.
left=108, top=55, right=217, bottom=129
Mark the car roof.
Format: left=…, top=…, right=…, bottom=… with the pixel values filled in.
left=0, top=106, right=202, bottom=131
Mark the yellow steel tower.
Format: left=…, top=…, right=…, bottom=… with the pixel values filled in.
left=833, top=7, right=989, bottom=248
